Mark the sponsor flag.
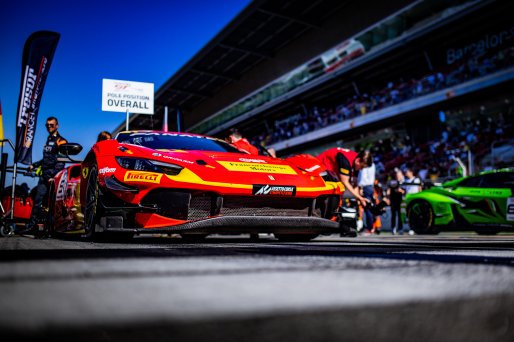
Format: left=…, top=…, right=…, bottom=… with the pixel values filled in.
left=14, top=31, right=60, bottom=165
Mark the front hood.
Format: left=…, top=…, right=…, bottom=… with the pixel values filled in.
left=124, top=146, right=327, bottom=188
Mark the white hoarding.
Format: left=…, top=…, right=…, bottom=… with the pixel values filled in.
left=102, top=79, right=154, bottom=114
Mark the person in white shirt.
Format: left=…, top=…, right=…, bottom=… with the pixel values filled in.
left=358, top=163, right=376, bottom=234
left=404, top=167, right=422, bottom=194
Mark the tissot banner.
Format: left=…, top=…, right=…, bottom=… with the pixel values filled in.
left=15, top=31, right=60, bottom=165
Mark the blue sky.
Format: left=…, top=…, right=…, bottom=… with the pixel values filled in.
left=0, top=0, right=250, bottom=187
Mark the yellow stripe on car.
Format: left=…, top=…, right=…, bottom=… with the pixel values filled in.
left=166, top=169, right=341, bottom=193
left=217, top=161, right=297, bottom=175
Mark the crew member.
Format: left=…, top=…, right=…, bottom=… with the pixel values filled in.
left=225, top=128, right=259, bottom=155
left=97, top=130, right=112, bottom=142
left=317, top=147, right=373, bottom=208
left=19, top=116, right=68, bottom=234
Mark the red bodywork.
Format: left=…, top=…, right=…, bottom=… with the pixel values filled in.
left=50, top=131, right=342, bottom=237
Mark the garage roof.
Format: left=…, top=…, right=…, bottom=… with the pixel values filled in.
left=118, top=0, right=351, bottom=132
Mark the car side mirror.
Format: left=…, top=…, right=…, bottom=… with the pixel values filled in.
left=59, top=143, right=83, bottom=156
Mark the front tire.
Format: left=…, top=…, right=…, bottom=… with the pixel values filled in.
left=407, top=200, right=439, bottom=235
left=83, top=164, right=99, bottom=240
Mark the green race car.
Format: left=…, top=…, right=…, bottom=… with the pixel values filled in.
left=405, top=168, right=514, bottom=235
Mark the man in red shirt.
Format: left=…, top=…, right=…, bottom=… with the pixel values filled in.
left=318, top=148, right=373, bottom=237
left=318, top=147, right=373, bottom=208
left=225, top=129, right=259, bottom=155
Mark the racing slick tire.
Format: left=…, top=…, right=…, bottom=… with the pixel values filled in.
left=0, top=222, right=16, bottom=237
left=407, top=200, right=439, bottom=235
left=273, top=233, right=319, bottom=242
left=83, top=163, right=99, bottom=240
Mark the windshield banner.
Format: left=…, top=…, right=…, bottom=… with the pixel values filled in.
left=14, top=31, right=60, bottom=165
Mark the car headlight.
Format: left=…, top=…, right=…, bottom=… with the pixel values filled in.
left=115, top=157, right=183, bottom=176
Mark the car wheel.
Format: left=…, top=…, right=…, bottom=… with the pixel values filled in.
left=0, top=222, right=16, bottom=237
left=407, top=200, right=438, bottom=235
left=274, top=233, right=319, bottom=242
left=83, top=164, right=99, bottom=240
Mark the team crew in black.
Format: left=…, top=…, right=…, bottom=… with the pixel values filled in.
left=19, top=116, right=67, bottom=234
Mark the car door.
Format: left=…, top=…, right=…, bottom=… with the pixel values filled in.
left=451, top=172, right=513, bottom=226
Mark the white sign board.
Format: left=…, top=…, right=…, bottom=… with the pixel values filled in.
left=102, top=79, right=154, bottom=114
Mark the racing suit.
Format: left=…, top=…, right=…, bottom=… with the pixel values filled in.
left=27, top=132, right=68, bottom=229
left=231, top=137, right=259, bottom=155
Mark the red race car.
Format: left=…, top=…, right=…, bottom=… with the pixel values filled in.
left=48, top=131, right=345, bottom=241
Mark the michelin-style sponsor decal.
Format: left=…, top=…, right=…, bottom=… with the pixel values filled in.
left=99, top=167, right=116, bottom=175
left=508, top=198, right=514, bottom=221
left=239, top=158, right=266, bottom=163
left=218, top=161, right=297, bottom=174
left=253, top=184, right=296, bottom=196
left=124, top=171, right=162, bottom=184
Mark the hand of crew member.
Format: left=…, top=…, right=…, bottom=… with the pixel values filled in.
left=28, top=164, right=33, bottom=172
left=357, top=196, right=370, bottom=208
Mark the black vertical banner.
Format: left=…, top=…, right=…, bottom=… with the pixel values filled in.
left=15, top=31, right=60, bottom=165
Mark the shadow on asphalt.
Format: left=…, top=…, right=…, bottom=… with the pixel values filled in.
left=1, top=235, right=513, bottom=266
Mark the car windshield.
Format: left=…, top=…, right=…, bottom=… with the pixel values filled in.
left=116, top=132, right=243, bottom=153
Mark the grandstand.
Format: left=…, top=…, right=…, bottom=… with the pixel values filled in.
left=115, top=0, right=514, bottom=177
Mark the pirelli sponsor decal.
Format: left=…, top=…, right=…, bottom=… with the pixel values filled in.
left=124, top=171, right=162, bottom=184
left=253, top=184, right=296, bottom=196
left=218, top=161, right=297, bottom=174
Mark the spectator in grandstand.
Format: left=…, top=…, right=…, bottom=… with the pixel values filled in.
left=357, top=162, right=376, bottom=235
left=386, top=168, right=405, bottom=235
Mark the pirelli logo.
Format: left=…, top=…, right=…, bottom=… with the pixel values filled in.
left=124, top=171, right=162, bottom=184
left=253, top=184, right=296, bottom=196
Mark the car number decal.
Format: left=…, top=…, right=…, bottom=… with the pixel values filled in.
left=218, top=161, right=297, bottom=174
left=55, top=170, right=68, bottom=201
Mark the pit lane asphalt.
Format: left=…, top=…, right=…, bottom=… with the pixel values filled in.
left=1, top=233, right=514, bottom=342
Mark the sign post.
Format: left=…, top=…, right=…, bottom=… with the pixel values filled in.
left=102, top=79, right=154, bottom=131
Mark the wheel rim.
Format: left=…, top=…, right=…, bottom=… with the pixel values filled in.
left=409, top=201, right=432, bottom=231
